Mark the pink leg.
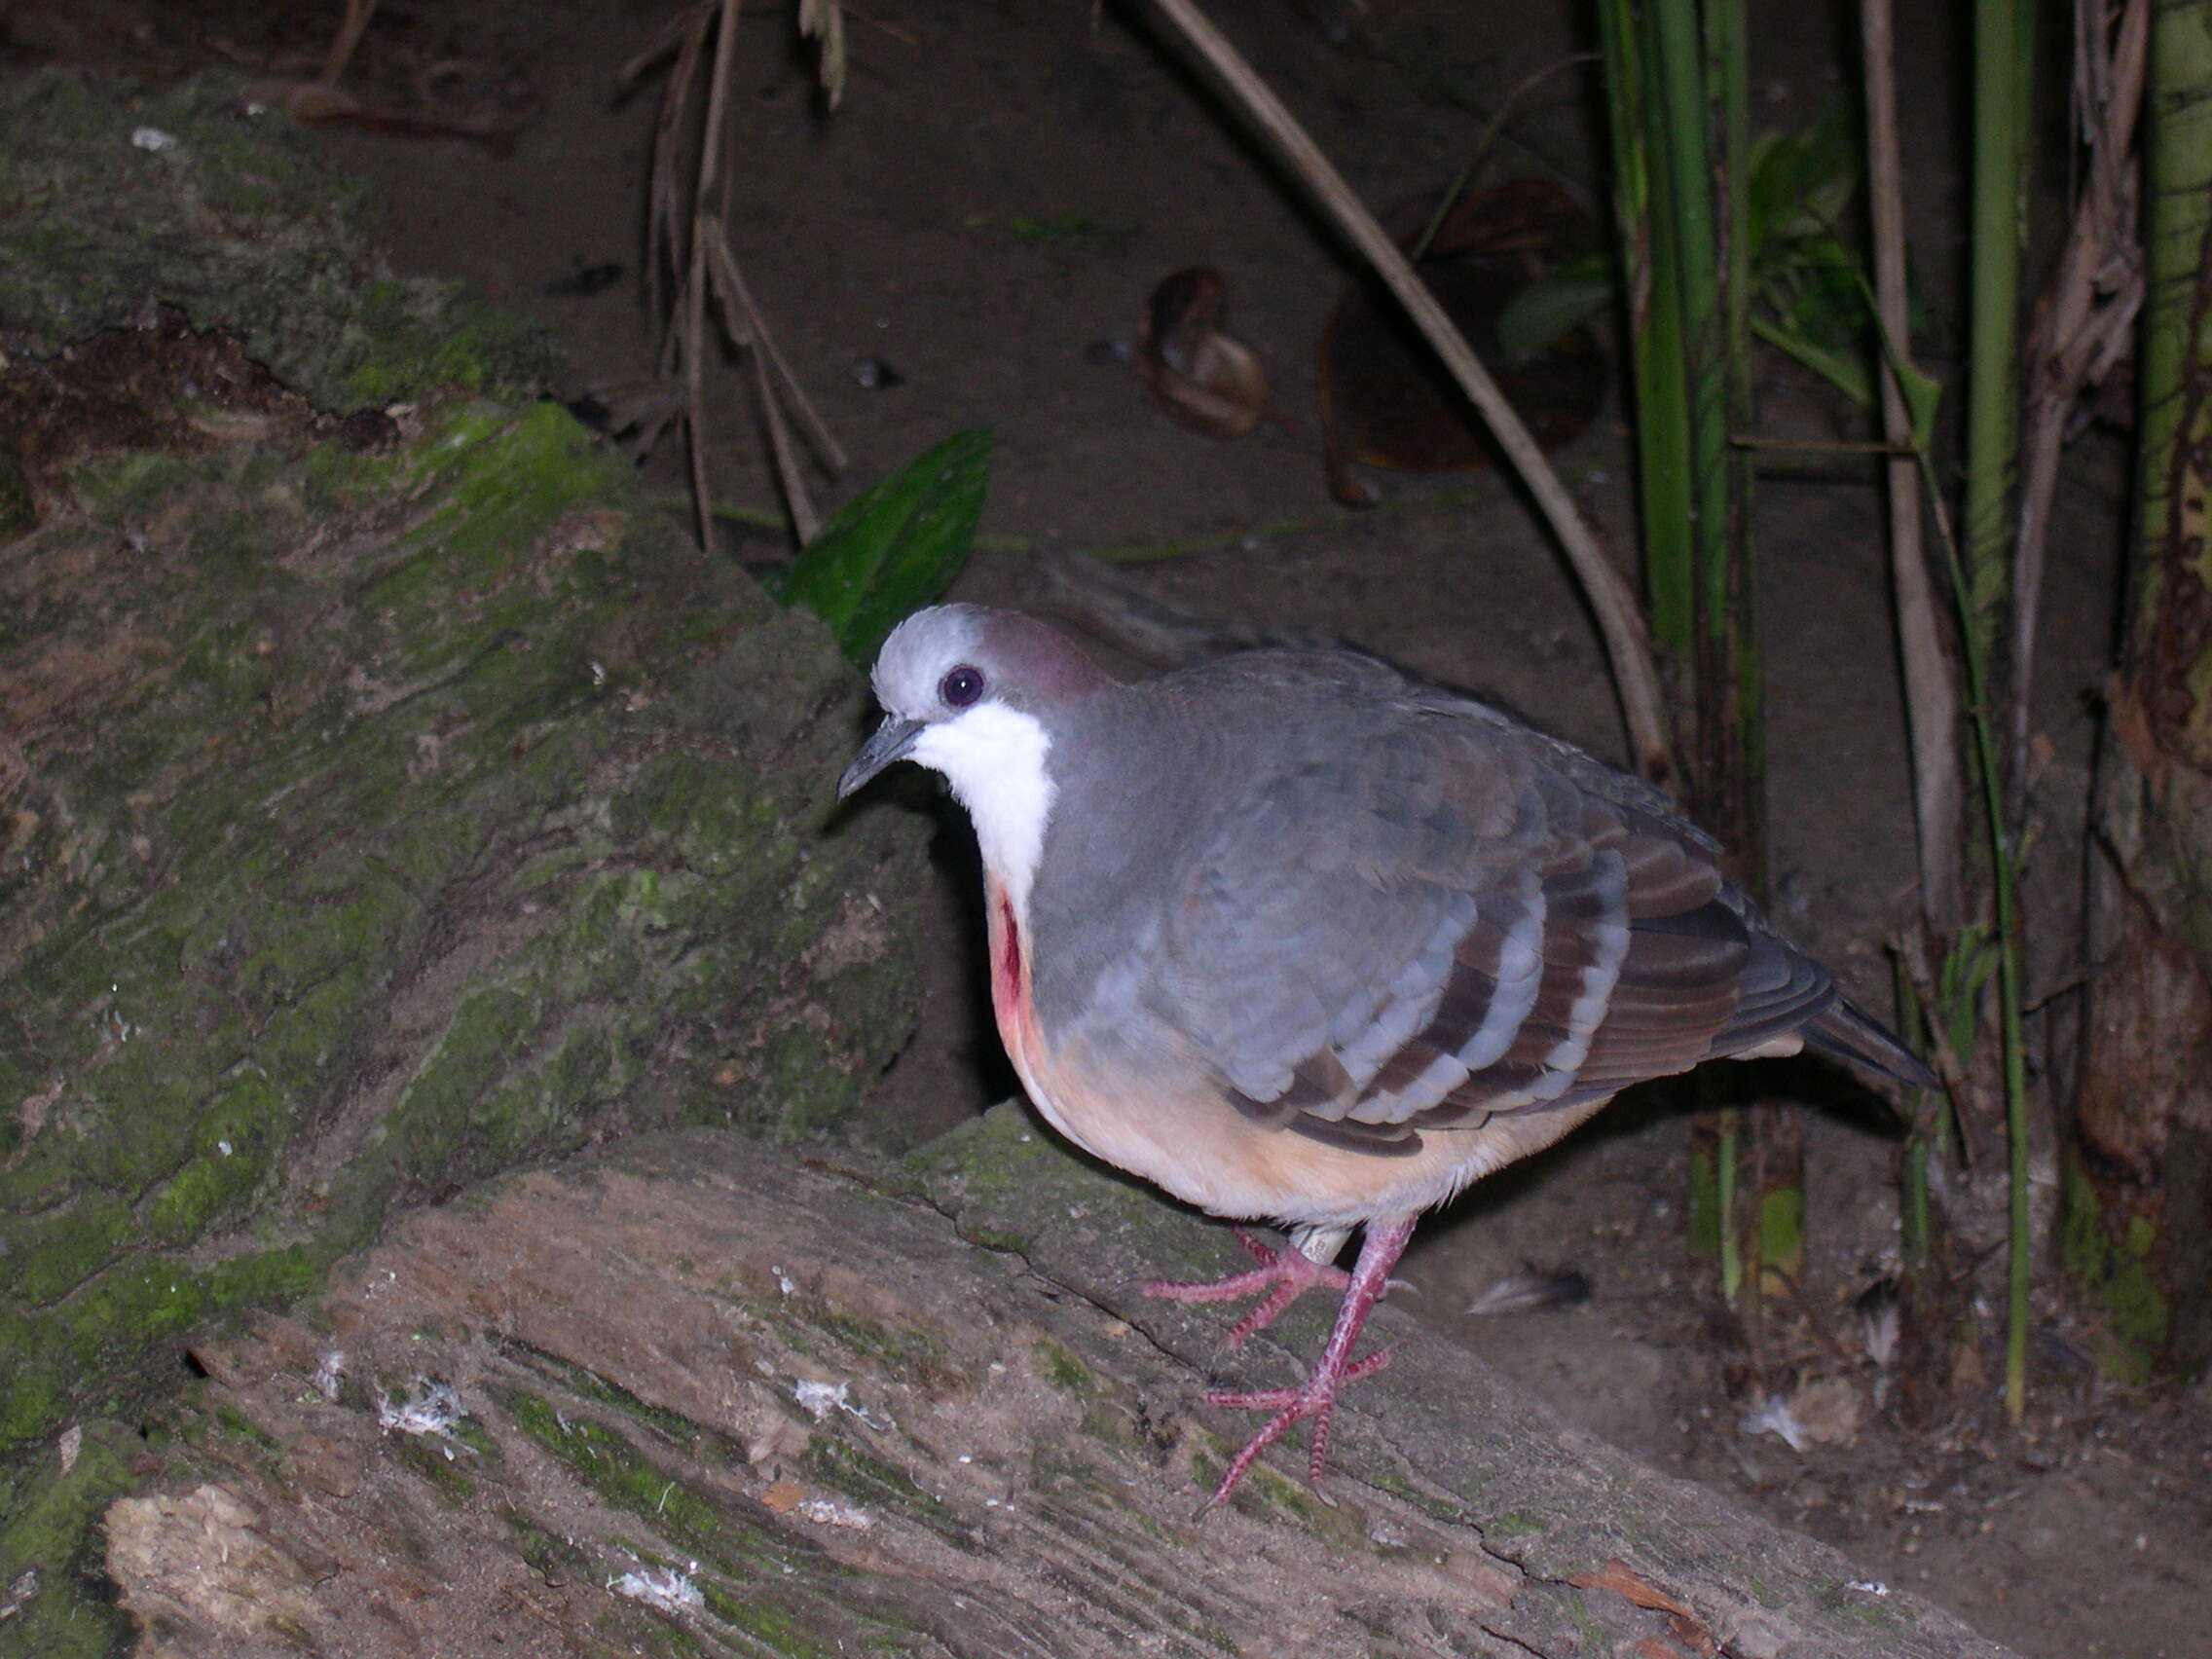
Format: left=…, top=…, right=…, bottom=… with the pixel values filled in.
left=1183, top=1214, right=1419, bottom=1509
left=1142, top=1227, right=1352, bottom=1347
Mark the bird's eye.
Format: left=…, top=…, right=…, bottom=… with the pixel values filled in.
left=939, top=665, right=985, bottom=708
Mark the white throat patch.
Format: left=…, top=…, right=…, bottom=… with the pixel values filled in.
left=912, top=705, right=1055, bottom=910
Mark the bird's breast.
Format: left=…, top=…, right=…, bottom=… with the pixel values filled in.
left=983, top=872, right=1045, bottom=1088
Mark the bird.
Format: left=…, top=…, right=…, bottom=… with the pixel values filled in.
left=837, top=604, right=1931, bottom=1509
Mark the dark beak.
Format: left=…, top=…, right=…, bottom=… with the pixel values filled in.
left=837, top=715, right=925, bottom=798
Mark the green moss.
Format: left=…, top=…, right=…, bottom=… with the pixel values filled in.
left=391, top=1433, right=479, bottom=1506
left=0, top=137, right=925, bottom=1575
left=1757, top=1186, right=1805, bottom=1286
left=498, top=1341, right=711, bottom=1451
left=502, top=1389, right=721, bottom=1546
left=498, top=1386, right=810, bottom=1575
left=1077, top=1404, right=1136, bottom=1448
left=1565, top=1595, right=1609, bottom=1646
left=2058, top=1156, right=2169, bottom=1380
left=146, top=1069, right=282, bottom=1242
left=213, top=1401, right=279, bottom=1451
left=694, top=1582, right=838, bottom=1659
left=0, top=1243, right=320, bottom=1445
left=1215, top=1456, right=1367, bottom=1544
left=1487, top=1509, right=1551, bottom=1538
left=501, top=1502, right=597, bottom=1584
left=0, top=1196, right=135, bottom=1304
left=800, top=1434, right=948, bottom=1528
left=0, top=1423, right=136, bottom=1658
left=809, top=1309, right=962, bottom=1393
left=0, top=71, right=553, bottom=410
left=1815, top=1577, right=1915, bottom=1628
left=376, top=983, right=544, bottom=1173
left=332, top=278, right=558, bottom=407
left=1033, top=1338, right=1092, bottom=1394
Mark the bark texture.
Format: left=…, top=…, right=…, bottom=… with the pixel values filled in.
left=2070, top=0, right=2212, bottom=1380
left=0, top=67, right=931, bottom=1643
left=55, top=1118, right=2018, bottom=1659
left=0, top=69, right=560, bottom=417
left=0, top=387, right=929, bottom=1457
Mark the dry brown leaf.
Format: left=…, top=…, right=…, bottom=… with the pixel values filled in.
left=1137, top=268, right=1272, bottom=440
left=759, top=1479, right=805, bottom=1513
left=1318, top=178, right=1604, bottom=506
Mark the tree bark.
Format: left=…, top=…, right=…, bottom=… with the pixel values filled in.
left=65, top=1119, right=2024, bottom=1659
left=2070, top=0, right=2212, bottom=1379
left=0, top=67, right=928, bottom=1501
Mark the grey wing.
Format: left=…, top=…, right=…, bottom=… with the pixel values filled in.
left=1153, top=712, right=1833, bottom=1155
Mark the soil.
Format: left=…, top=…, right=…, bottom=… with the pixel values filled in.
left=9, top=0, right=2209, bottom=1654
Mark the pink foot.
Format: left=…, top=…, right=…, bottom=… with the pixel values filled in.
left=1155, top=1215, right=1420, bottom=1509
left=1142, top=1228, right=1352, bottom=1347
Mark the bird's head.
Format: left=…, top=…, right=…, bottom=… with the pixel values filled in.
left=837, top=606, right=1114, bottom=899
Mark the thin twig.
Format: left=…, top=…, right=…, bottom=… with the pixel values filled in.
left=1409, top=54, right=1599, bottom=263
left=1144, top=0, right=1673, bottom=782
left=633, top=5, right=711, bottom=332
left=1862, top=0, right=1966, bottom=933
left=2009, top=0, right=2147, bottom=807
left=706, top=230, right=822, bottom=540
left=707, top=235, right=851, bottom=474
left=318, top=0, right=379, bottom=88
left=627, top=0, right=845, bottom=550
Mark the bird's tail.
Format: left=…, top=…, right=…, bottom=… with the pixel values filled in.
left=1806, top=996, right=1938, bottom=1093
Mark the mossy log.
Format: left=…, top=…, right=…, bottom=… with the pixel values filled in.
left=0, top=384, right=929, bottom=1497
left=0, top=63, right=929, bottom=1651
left=35, top=1118, right=2019, bottom=1658
left=0, top=69, right=558, bottom=419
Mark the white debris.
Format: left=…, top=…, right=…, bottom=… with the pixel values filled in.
left=1738, top=1393, right=1808, bottom=1453
left=57, top=1425, right=81, bottom=1476
left=1846, top=1579, right=1892, bottom=1597
left=772, top=1265, right=796, bottom=1298
left=792, top=1379, right=851, bottom=1420
left=130, top=127, right=179, bottom=152
left=313, top=1350, right=348, bottom=1401
left=795, top=1497, right=871, bottom=1530
left=608, top=1566, right=704, bottom=1613
left=378, top=1379, right=463, bottom=1442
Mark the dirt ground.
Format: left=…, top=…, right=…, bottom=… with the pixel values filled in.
left=9, top=0, right=2210, bottom=1653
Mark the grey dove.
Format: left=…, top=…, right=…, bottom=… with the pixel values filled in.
left=838, top=604, right=1929, bottom=1507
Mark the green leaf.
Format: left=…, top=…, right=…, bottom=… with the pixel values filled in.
left=778, top=428, right=990, bottom=665
left=1747, top=98, right=1861, bottom=259
left=1749, top=316, right=1875, bottom=410
left=1843, top=266, right=1947, bottom=450
left=1896, top=357, right=1943, bottom=451
left=1495, top=257, right=1616, bottom=367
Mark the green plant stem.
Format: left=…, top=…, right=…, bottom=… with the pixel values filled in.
left=1605, top=0, right=1694, bottom=657
left=1962, top=0, right=2033, bottom=1424
left=1649, top=0, right=1726, bottom=589
left=1964, top=0, right=2031, bottom=653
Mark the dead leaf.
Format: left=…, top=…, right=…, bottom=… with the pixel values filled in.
left=1138, top=268, right=1272, bottom=440
left=1319, top=179, right=1605, bottom=506
left=760, top=1479, right=805, bottom=1513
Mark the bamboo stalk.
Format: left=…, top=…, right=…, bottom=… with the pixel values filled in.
left=1144, top=0, right=1674, bottom=783
left=1602, top=0, right=1694, bottom=664
left=1964, top=0, right=2029, bottom=658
